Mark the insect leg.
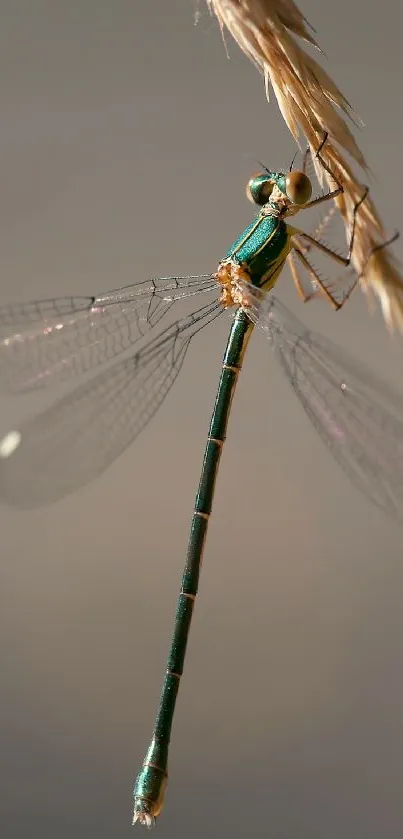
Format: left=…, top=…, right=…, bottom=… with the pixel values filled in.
left=301, top=147, right=310, bottom=174
left=297, top=206, right=337, bottom=257
left=293, top=185, right=369, bottom=268
left=291, top=231, right=400, bottom=311
left=290, top=244, right=344, bottom=309
left=302, top=133, right=343, bottom=209
left=288, top=249, right=320, bottom=303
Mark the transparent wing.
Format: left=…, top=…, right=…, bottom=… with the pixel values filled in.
left=237, top=277, right=403, bottom=525
left=0, top=300, right=223, bottom=508
left=0, top=275, right=217, bottom=394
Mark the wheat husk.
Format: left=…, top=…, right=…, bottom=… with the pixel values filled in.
left=207, top=0, right=403, bottom=330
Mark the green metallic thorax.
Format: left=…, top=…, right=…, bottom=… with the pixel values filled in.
left=224, top=211, right=291, bottom=290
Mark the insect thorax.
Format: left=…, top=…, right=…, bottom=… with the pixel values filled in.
left=217, top=211, right=292, bottom=307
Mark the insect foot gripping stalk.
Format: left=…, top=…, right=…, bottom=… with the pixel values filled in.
left=132, top=737, right=168, bottom=828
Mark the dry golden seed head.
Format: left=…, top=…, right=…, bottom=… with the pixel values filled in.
left=209, top=0, right=403, bottom=329
left=285, top=171, right=312, bottom=205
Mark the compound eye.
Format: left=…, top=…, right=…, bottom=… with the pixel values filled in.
left=285, top=171, right=312, bottom=205
left=246, top=174, right=274, bottom=206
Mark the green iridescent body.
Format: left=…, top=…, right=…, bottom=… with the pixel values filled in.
left=133, top=310, right=253, bottom=825
left=224, top=211, right=292, bottom=290
left=133, top=165, right=325, bottom=826
left=0, top=147, right=365, bottom=827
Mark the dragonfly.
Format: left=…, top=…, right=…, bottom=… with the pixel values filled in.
left=0, top=137, right=401, bottom=827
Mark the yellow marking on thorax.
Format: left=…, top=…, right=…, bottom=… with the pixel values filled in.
left=231, top=215, right=280, bottom=261
left=247, top=217, right=281, bottom=260
left=258, top=230, right=293, bottom=292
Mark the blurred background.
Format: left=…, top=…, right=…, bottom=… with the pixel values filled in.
left=1, top=2, right=403, bottom=837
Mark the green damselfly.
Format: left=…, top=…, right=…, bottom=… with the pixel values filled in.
left=0, top=141, right=401, bottom=826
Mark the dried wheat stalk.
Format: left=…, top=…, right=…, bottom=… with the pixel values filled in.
left=207, top=0, right=403, bottom=330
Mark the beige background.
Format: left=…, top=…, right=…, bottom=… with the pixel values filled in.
left=1, top=2, right=403, bottom=837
